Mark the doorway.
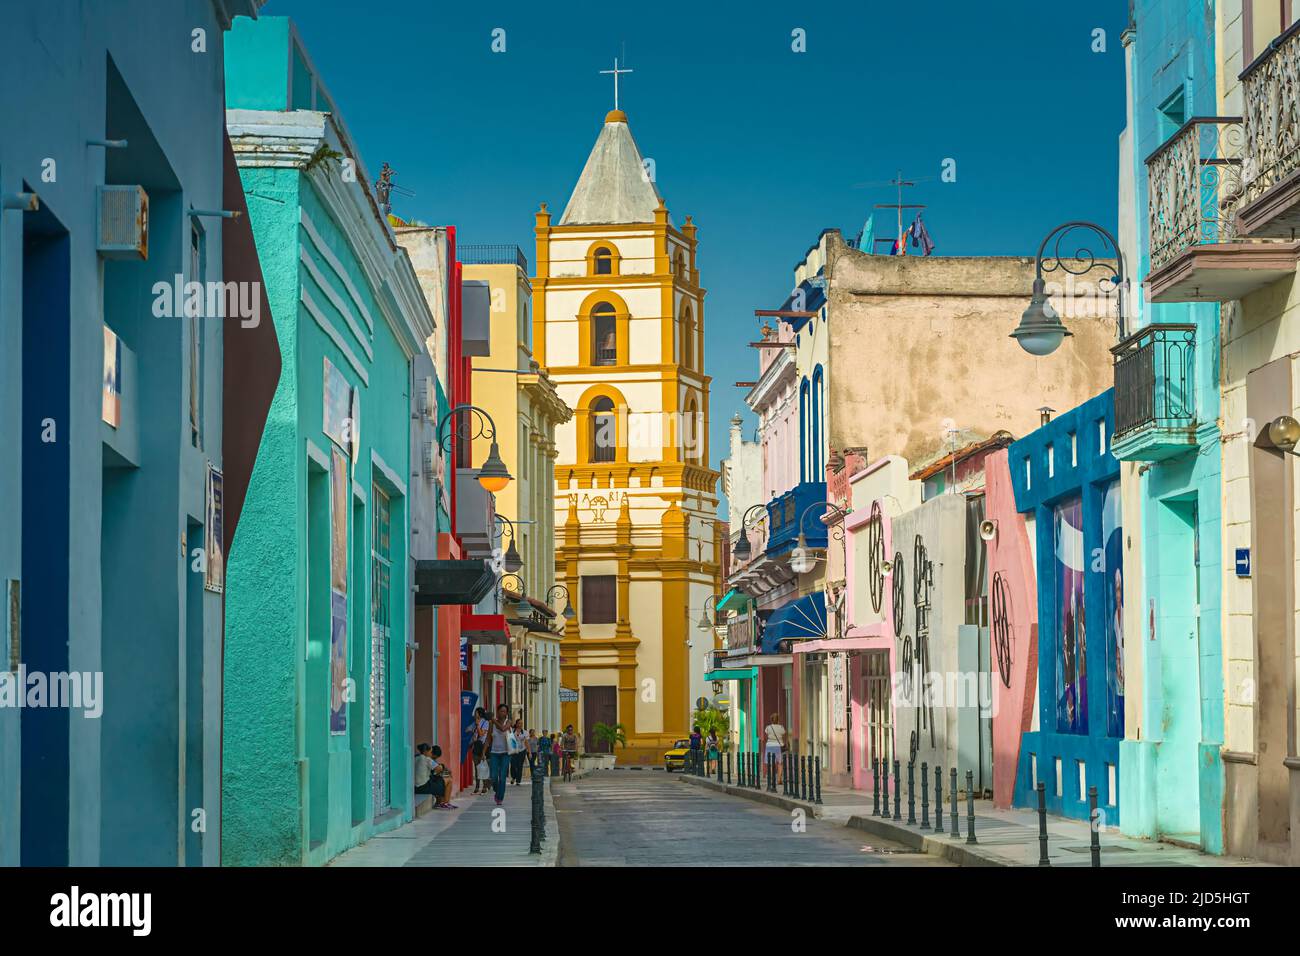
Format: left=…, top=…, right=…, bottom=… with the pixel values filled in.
left=1154, top=495, right=1203, bottom=844
left=582, top=685, right=617, bottom=753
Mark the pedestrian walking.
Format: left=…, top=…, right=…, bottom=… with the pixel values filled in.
left=706, top=729, right=719, bottom=775
left=466, top=706, right=490, bottom=794
left=485, top=704, right=512, bottom=805
left=688, top=725, right=703, bottom=774
left=763, top=713, right=787, bottom=785
left=526, top=728, right=538, bottom=778
left=509, top=718, right=526, bottom=785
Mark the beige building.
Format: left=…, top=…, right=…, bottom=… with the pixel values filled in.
left=463, top=248, right=572, bottom=734
left=818, top=231, right=1119, bottom=464
left=534, top=109, right=722, bottom=764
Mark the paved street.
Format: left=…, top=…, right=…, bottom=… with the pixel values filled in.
left=553, top=770, right=950, bottom=866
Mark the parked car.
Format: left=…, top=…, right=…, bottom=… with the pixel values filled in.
left=662, top=738, right=692, bottom=772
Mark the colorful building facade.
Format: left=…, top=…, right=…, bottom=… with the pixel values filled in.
left=221, top=16, right=435, bottom=865
left=535, top=109, right=721, bottom=764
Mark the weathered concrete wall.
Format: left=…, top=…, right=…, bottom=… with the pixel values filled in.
left=825, top=232, right=1117, bottom=464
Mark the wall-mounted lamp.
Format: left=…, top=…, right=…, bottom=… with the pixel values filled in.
left=1261, top=415, right=1300, bottom=457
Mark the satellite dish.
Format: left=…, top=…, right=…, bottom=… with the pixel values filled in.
left=979, top=518, right=998, bottom=542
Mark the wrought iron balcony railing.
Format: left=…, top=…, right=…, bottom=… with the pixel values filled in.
left=1146, top=117, right=1244, bottom=271
left=1111, top=323, right=1196, bottom=442
left=1241, top=21, right=1300, bottom=212
left=459, top=243, right=529, bottom=272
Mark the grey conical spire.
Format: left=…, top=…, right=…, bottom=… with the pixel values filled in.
left=559, top=111, right=665, bottom=226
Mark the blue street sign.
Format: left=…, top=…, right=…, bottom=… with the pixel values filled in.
left=1235, top=548, right=1251, bottom=577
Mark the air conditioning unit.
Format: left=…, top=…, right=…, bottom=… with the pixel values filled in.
left=422, top=440, right=437, bottom=481
left=96, top=185, right=149, bottom=259
left=417, top=376, right=435, bottom=420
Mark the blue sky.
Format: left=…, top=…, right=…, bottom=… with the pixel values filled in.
left=262, top=0, right=1129, bottom=515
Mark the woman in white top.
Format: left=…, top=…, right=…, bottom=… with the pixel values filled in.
left=763, top=714, right=787, bottom=784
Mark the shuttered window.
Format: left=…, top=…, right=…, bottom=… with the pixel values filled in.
left=581, top=575, right=617, bottom=624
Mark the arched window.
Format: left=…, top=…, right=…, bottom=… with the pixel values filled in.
left=591, top=397, right=616, bottom=463
left=592, top=303, right=617, bottom=366
left=799, top=379, right=810, bottom=482
left=681, top=304, right=694, bottom=369
left=674, top=251, right=685, bottom=278
left=684, top=397, right=700, bottom=462
left=593, top=246, right=613, bottom=275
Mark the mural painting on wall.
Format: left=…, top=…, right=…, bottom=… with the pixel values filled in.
left=900, top=534, right=935, bottom=763
left=1053, top=496, right=1087, bottom=734
left=1102, top=480, right=1124, bottom=738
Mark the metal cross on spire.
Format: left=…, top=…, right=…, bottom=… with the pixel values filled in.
left=599, top=57, right=633, bottom=111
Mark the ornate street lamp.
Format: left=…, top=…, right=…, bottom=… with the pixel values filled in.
left=790, top=500, right=848, bottom=574
left=497, top=572, right=534, bottom=619
left=731, top=504, right=769, bottom=563
left=545, top=584, right=576, bottom=621
left=695, top=593, right=726, bottom=632
left=436, top=403, right=512, bottom=493
left=1013, top=221, right=1128, bottom=357
left=492, top=514, right=524, bottom=574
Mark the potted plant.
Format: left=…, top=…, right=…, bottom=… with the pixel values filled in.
left=589, top=722, right=627, bottom=769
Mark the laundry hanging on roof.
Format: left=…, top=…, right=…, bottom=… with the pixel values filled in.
left=908, top=212, right=936, bottom=256
left=856, top=215, right=875, bottom=253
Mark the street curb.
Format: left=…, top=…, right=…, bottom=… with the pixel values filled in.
left=843, top=815, right=1010, bottom=867
left=539, top=777, right=560, bottom=867
left=679, top=773, right=1010, bottom=866
left=678, top=772, right=825, bottom=818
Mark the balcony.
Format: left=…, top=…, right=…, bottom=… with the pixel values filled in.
left=765, top=481, right=828, bottom=558
left=1110, top=324, right=1197, bottom=461
left=458, top=243, right=529, bottom=272
left=1144, top=117, right=1296, bottom=302
left=1238, top=22, right=1300, bottom=238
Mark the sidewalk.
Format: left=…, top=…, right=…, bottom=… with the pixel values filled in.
left=679, top=774, right=1268, bottom=867
left=330, top=774, right=559, bottom=867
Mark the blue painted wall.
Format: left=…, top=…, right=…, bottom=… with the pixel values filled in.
left=1010, top=390, right=1123, bottom=822
left=0, top=0, right=240, bottom=866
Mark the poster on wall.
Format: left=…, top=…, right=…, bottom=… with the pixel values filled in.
left=323, top=357, right=352, bottom=449
left=831, top=653, right=847, bottom=731
left=102, top=326, right=121, bottom=428
left=1053, top=496, right=1087, bottom=734
left=1102, top=480, right=1124, bottom=738
left=330, top=448, right=348, bottom=594
left=204, top=464, right=225, bottom=594
left=330, top=589, right=348, bottom=734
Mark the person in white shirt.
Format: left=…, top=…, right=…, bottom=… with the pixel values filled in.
left=763, top=714, right=787, bottom=784
left=414, top=743, right=455, bottom=809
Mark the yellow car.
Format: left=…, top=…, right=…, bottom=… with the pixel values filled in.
left=663, top=738, right=692, bottom=772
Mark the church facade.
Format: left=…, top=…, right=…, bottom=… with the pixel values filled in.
left=533, top=108, right=722, bottom=764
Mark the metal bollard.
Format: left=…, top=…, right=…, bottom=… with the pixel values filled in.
left=529, top=771, right=542, bottom=854
left=814, top=756, right=823, bottom=804
left=801, top=756, right=808, bottom=801
left=878, top=759, right=888, bottom=817
left=1036, top=781, right=1049, bottom=864
left=934, top=766, right=944, bottom=833
left=725, top=751, right=732, bottom=785
left=717, top=748, right=723, bottom=783
left=1088, top=786, right=1101, bottom=867
left=966, top=770, right=978, bottom=845
left=782, top=753, right=788, bottom=795
left=872, top=759, right=880, bottom=816
left=906, top=760, right=916, bottom=824
left=950, top=767, right=959, bottom=837
left=920, top=761, right=930, bottom=828
left=892, top=759, right=901, bottom=820
left=771, top=754, right=778, bottom=793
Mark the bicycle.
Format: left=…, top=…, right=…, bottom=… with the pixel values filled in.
left=561, top=751, right=575, bottom=782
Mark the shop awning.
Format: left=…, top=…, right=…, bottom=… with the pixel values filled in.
left=414, top=559, right=497, bottom=606
left=793, top=636, right=883, bottom=654
left=716, top=588, right=750, bottom=614
left=461, top=613, right=510, bottom=646
left=481, top=664, right=528, bottom=675
left=760, top=592, right=827, bottom=653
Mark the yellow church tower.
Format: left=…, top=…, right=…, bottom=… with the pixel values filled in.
left=533, top=106, right=721, bottom=764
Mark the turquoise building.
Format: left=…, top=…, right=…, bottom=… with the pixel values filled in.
left=222, top=17, right=436, bottom=865
left=1112, top=0, right=1224, bottom=853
